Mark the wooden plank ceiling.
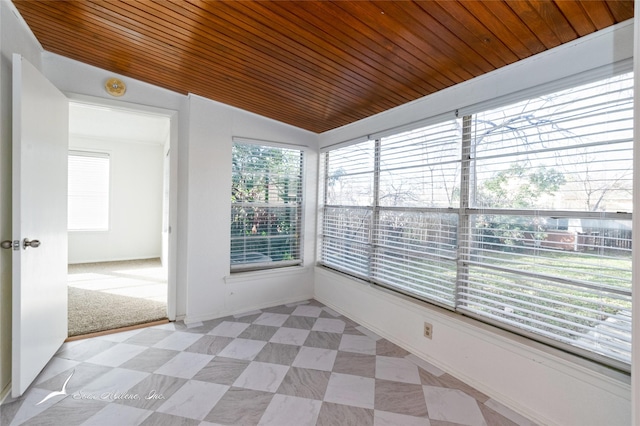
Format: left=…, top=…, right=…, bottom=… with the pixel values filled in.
left=13, top=0, right=634, bottom=133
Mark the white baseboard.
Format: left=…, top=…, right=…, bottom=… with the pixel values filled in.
left=183, top=294, right=313, bottom=324
left=68, top=256, right=161, bottom=265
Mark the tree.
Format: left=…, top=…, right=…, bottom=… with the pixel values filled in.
left=231, top=144, right=302, bottom=262
left=477, top=164, right=565, bottom=209
left=475, top=164, right=565, bottom=251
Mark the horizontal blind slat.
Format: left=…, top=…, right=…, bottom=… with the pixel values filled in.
left=320, top=71, right=633, bottom=368
left=231, top=142, right=303, bottom=269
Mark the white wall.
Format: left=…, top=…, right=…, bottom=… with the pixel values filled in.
left=43, top=54, right=319, bottom=324
left=68, top=135, right=164, bottom=264
left=316, top=20, right=634, bottom=426
left=0, top=0, right=44, bottom=400
left=184, top=94, right=318, bottom=322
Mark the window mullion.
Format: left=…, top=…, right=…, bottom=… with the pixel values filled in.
left=370, top=139, right=381, bottom=280
left=455, top=115, right=473, bottom=310
left=323, top=152, right=330, bottom=206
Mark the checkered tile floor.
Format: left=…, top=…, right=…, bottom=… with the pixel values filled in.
left=1, top=300, right=535, bottom=425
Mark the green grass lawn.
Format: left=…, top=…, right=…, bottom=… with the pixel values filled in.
left=376, top=246, right=632, bottom=352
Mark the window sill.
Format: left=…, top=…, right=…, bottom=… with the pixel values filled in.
left=224, top=265, right=310, bottom=284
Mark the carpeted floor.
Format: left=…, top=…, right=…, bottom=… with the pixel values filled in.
left=67, top=287, right=167, bottom=336
left=67, top=259, right=168, bottom=337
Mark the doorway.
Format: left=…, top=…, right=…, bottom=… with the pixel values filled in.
left=66, top=101, right=173, bottom=337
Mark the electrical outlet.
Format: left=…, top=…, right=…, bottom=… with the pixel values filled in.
left=423, top=322, right=433, bottom=339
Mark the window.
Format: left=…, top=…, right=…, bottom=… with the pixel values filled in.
left=320, top=71, right=633, bottom=369
left=68, top=151, right=110, bottom=231
left=231, top=141, right=303, bottom=271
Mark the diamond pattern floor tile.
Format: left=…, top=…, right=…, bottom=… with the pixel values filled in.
left=2, top=299, right=534, bottom=426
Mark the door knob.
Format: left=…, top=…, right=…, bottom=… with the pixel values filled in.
left=23, top=238, right=40, bottom=249
left=1, top=240, right=13, bottom=250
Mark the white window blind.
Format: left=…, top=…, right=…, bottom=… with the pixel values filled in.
left=68, top=151, right=110, bottom=231
left=374, top=121, right=462, bottom=307
left=321, top=140, right=374, bottom=277
left=320, top=71, right=633, bottom=369
left=461, top=72, right=633, bottom=367
left=231, top=142, right=303, bottom=271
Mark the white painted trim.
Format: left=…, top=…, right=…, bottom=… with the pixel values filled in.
left=61, top=93, right=180, bottom=323
left=224, top=266, right=311, bottom=284
left=65, top=92, right=177, bottom=118
left=69, top=134, right=166, bottom=147
left=631, top=2, right=639, bottom=425
left=183, top=295, right=313, bottom=324
left=67, top=255, right=162, bottom=265
left=232, top=136, right=310, bottom=149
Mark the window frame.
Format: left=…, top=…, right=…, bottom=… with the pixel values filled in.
left=230, top=139, right=305, bottom=273
left=319, top=70, right=633, bottom=372
left=67, top=149, right=111, bottom=232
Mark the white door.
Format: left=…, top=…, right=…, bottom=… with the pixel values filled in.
left=11, top=54, right=69, bottom=397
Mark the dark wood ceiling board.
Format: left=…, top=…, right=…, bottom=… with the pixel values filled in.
left=24, top=3, right=359, bottom=127
left=552, top=1, right=597, bottom=36
left=423, top=1, right=520, bottom=68
left=67, top=2, right=197, bottom=71
left=350, top=2, right=472, bottom=86
left=377, top=1, right=499, bottom=74
left=291, top=1, right=455, bottom=92
left=466, top=1, right=548, bottom=56
left=20, top=3, right=180, bottom=66
left=392, top=0, right=508, bottom=77
left=219, top=3, right=420, bottom=110
left=190, top=0, right=410, bottom=109
left=525, top=1, right=579, bottom=43
left=142, top=0, right=371, bottom=112
left=606, top=1, right=634, bottom=22
left=578, top=1, right=615, bottom=30
left=11, top=0, right=635, bottom=133
left=99, top=0, right=350, bottom=112
left=178, top=3, right=403, bottom=127
left=224, top=0, right=418, bottom=106
left=333, top=1, right=483, bottom=82
left=17, top=0, right=390, bottom=129
left=316, top=0, right=468, bottom=90
left=505, top=1, right=565, bottom=49
left=45, top=1, right=146, bottom=49
left=177, top=1, right=389, bottom=115
left=22, top=6, right=251, bottom=99
left=95, top=0, right=356, bottom=114
left=23, top=17, right=338, bottom=131
left=266, top=1, right=441, bottom=97
left=15, top=6, right=149, bottom=74
left=262, top=2, right=448, bottom=115
left=456, top=1, right=535, bottom=59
